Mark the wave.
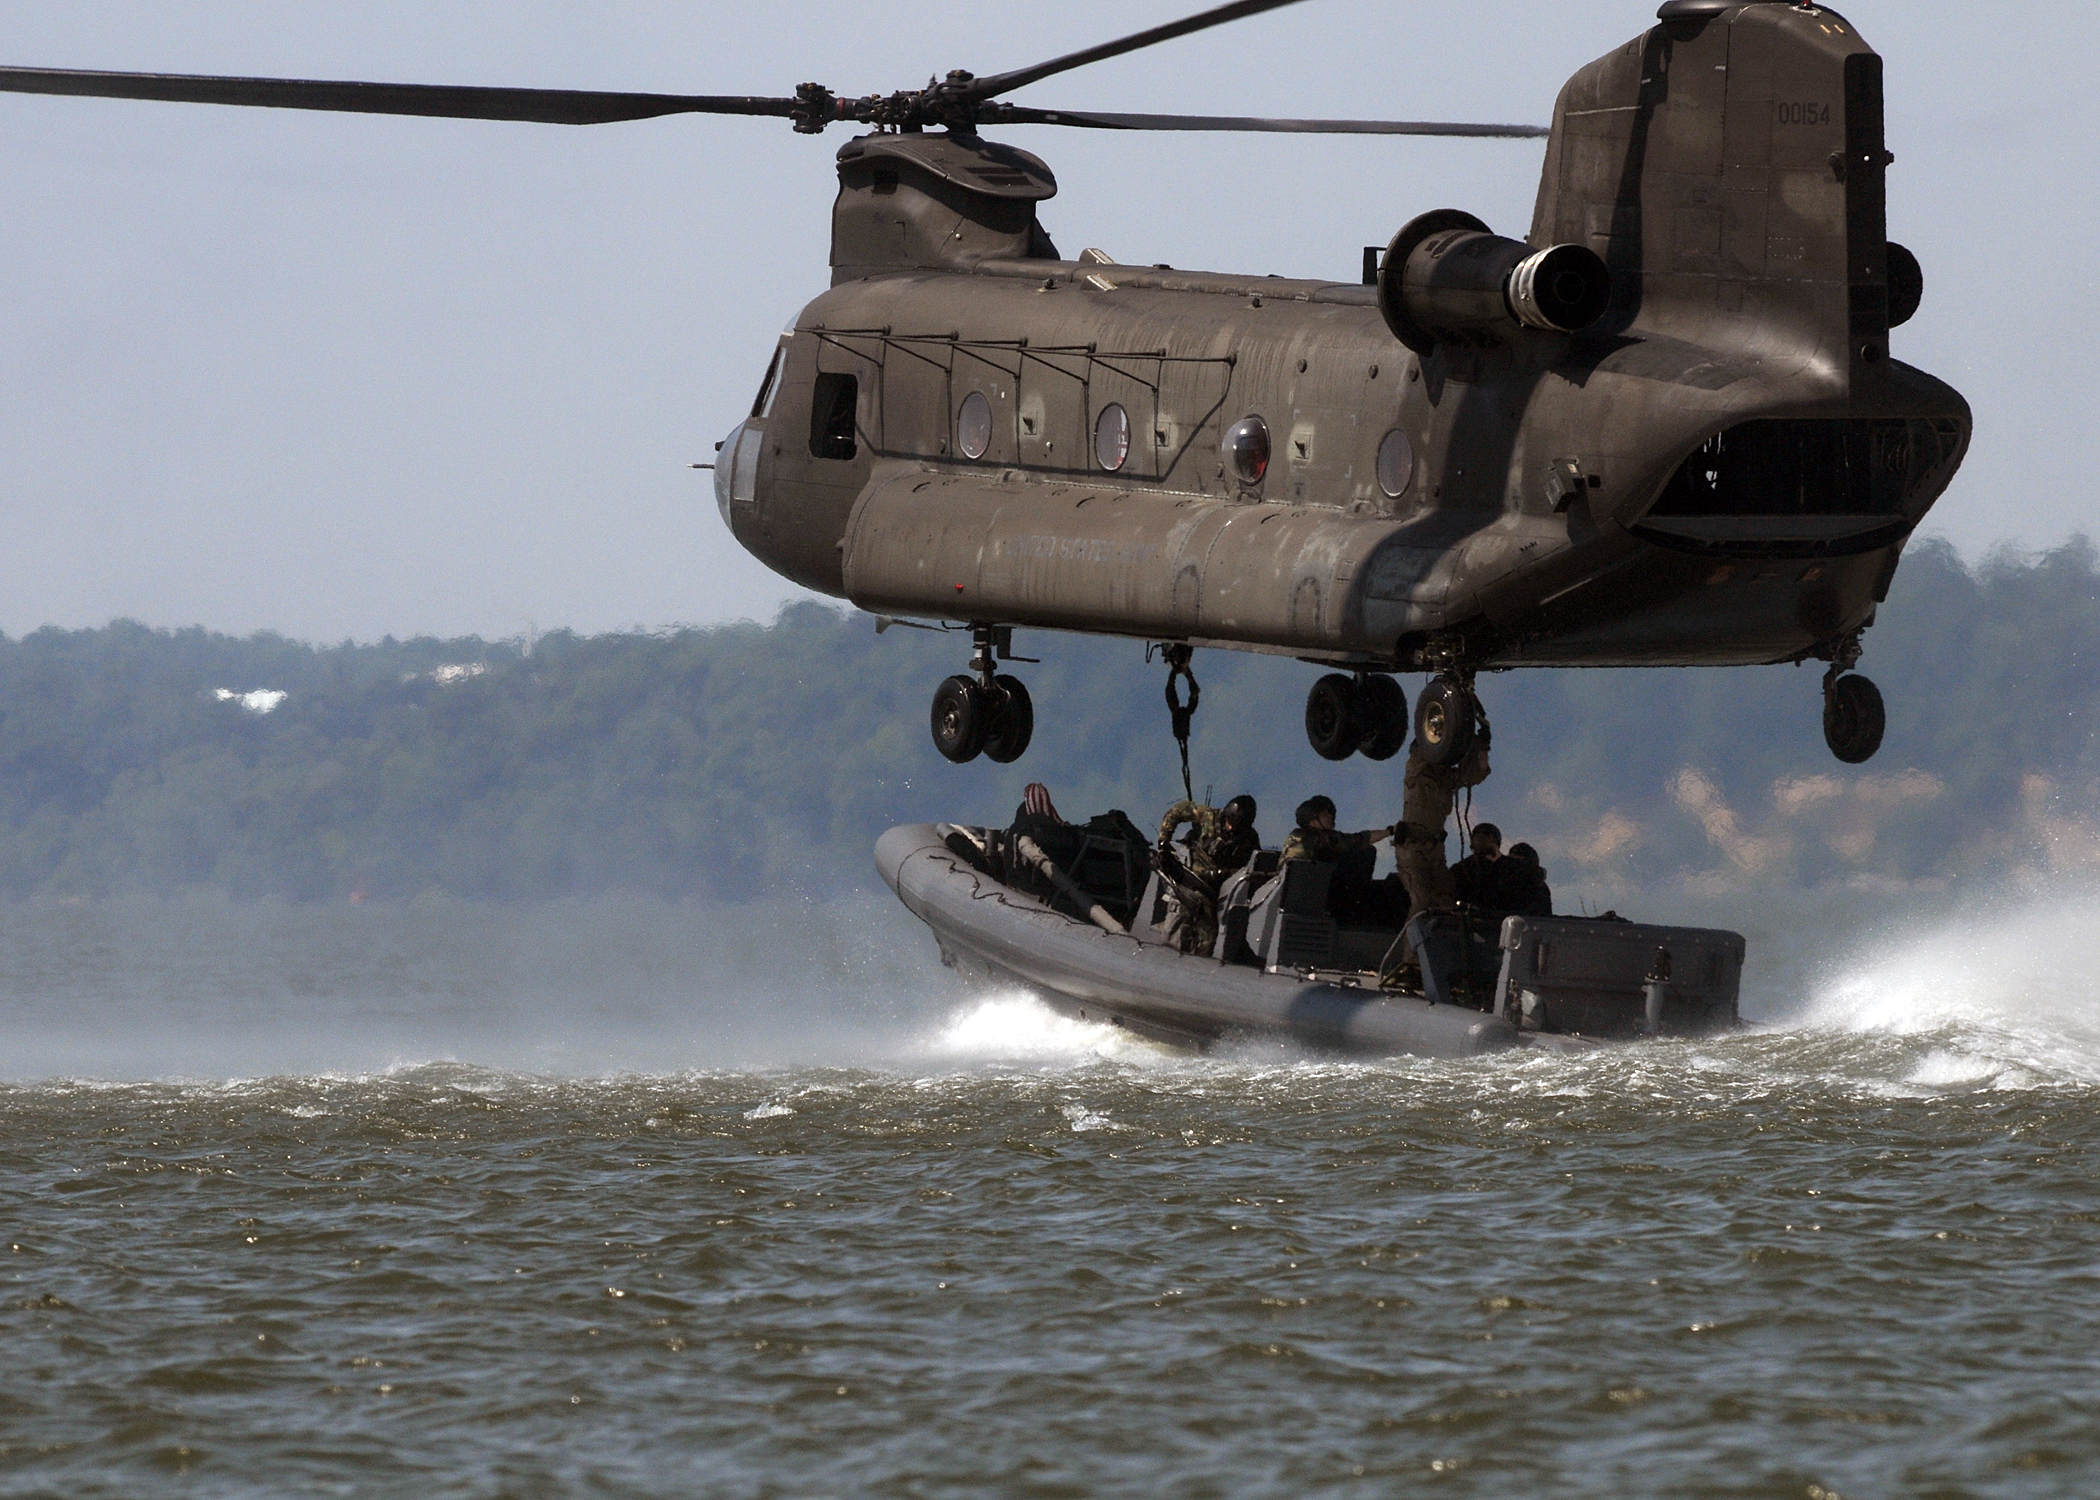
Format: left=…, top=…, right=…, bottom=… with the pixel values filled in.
left=899, top=883, right=2100, bottom=1097
left=1778, top=882, right=2100, bottom=1088
left=917, top=992, right=1161, bottom=1068
left=7, top=877, right=2100, bottom=1096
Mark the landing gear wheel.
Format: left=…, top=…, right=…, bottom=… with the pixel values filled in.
left=982, top=675, right=1034, bottom=764
left=1304, top=674, right=1361, bottom=761
left=1356, top=674, right=1409, bottom=761
left=1823, top=673, right=1885, bottom=764
left=931, top=674, right=990, bottom=764
left=1413, top=674, right=1477, bottom=767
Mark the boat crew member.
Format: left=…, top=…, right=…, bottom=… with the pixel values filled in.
left=1012, top=781, right=1068, bottom=837
left=1284, top=795, right=1403, bottom=928
left=1156, top=794, right=1259, bottom=956
left=1450, top=823, right=1504, bottom=908
left=1281, top=796, right=1390, bottom=876
left=1501, top=842, right=1553, bottom=917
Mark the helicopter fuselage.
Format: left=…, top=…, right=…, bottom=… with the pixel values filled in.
left=717, top=2, right=1970, bottom=675
left=0, top=0, right=1968, bottom=770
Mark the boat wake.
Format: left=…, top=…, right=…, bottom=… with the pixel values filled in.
left=1763, top=883, right=2100, bottom=1089
left=11, top=883, right=2100, bottom=1096
left=917, top=992, right=1163, bottom=1068
left=897, top=883, right=2100, bottom=1098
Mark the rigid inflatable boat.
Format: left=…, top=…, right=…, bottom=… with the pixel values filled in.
left=876, top=820, right=1745, bottom=1060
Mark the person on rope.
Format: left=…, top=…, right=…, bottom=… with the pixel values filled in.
left=1380, top=722, right=1495, bottom=990
left=1391, top=734, right=1493, bottom=919
left=1155, top=793, right=1259, bottom=956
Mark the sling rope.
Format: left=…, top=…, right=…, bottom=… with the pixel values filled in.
left=1162, top=645, right=1200, bottom=804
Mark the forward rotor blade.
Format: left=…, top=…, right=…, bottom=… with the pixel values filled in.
left=0, top=66, right=797, bottom=126
left=965, top=0, right=1311, bottom=101
left=988, top=105, right=1549, bottom=138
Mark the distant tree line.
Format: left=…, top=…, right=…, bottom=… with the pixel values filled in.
left=0, top=536, right=2093, bottom=902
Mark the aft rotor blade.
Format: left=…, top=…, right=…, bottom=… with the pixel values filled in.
left=988, top=105, right=1550, bottom=138
left=964, top=0, right=1312, bottom=101
left=0, top=66, right=798, bottom=125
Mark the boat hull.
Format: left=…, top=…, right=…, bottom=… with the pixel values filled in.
left=876, top=823, right=1519, bottom=1059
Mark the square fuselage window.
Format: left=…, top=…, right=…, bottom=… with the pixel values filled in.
left=809, top=373, right=858, bottom=461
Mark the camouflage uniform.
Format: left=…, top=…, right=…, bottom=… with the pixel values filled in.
left=1157, top=800, right=1258, bottom=956
left=1391, top=740, right=1492, bottom=916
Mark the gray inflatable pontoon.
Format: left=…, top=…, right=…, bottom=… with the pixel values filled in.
left=876, top=823, right=1745, bottom=1060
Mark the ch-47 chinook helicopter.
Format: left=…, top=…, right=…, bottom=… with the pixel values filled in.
left=0, top=0, right=1968, bottom=779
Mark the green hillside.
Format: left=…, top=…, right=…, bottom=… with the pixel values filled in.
left=0, top=536, right=2092, bottom=901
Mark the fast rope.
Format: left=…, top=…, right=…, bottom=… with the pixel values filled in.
left=1162, top=644, right=1200, bottom=804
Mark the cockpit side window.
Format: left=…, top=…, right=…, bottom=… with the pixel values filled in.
left=750, top=346, right=784, bottom=420
left=809, top=372, right=859, bottom=461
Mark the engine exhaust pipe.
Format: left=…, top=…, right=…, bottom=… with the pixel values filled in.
left=1378, top=209, right=1611, bottom=356
left=1507, top=243, right=1615, bottom=333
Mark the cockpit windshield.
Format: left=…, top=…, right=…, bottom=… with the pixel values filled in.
left=749, top=344, right=784, bottom=420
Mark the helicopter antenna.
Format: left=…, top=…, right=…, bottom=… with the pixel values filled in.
left=0, top=0, right=1549, bottom=139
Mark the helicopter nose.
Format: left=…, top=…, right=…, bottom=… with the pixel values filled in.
left=713, top=421, right=745, bottom=530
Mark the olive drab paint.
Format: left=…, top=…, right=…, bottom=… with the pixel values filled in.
left=0, top=0, right=1969, bottom=768
left=726, top=4, right=1967, bottom=686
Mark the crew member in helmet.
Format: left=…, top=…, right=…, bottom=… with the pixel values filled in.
left=1281, top=795, right=1391, bottom=874
left=1282, top=795, right=1402, bottom=926
left=1156, top=793, right=1260, bottom=955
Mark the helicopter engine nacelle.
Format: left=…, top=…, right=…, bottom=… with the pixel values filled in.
left=1377, top=209, right=1611, bottom=356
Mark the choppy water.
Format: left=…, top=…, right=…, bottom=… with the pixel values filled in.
left=4, top=890, right=2099, bottom=1497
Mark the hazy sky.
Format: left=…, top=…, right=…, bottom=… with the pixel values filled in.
left=0, top=1, right=2089, bottom=642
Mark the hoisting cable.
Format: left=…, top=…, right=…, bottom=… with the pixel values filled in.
left=1162, top=643, right=1200, bottom=804
left=1452, top=684, right=1486, bottom=878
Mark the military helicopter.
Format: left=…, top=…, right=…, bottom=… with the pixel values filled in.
left=0, top=0, right=1969, bottom=780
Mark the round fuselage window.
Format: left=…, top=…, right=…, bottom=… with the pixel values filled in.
left=1094, top=403, right=1130, bottom=472
left=956, top=391, right=993, bottom=460
left=1222, top=415, right=1269, bottom=486
left=1377, top=429, right=1415, bottom=499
